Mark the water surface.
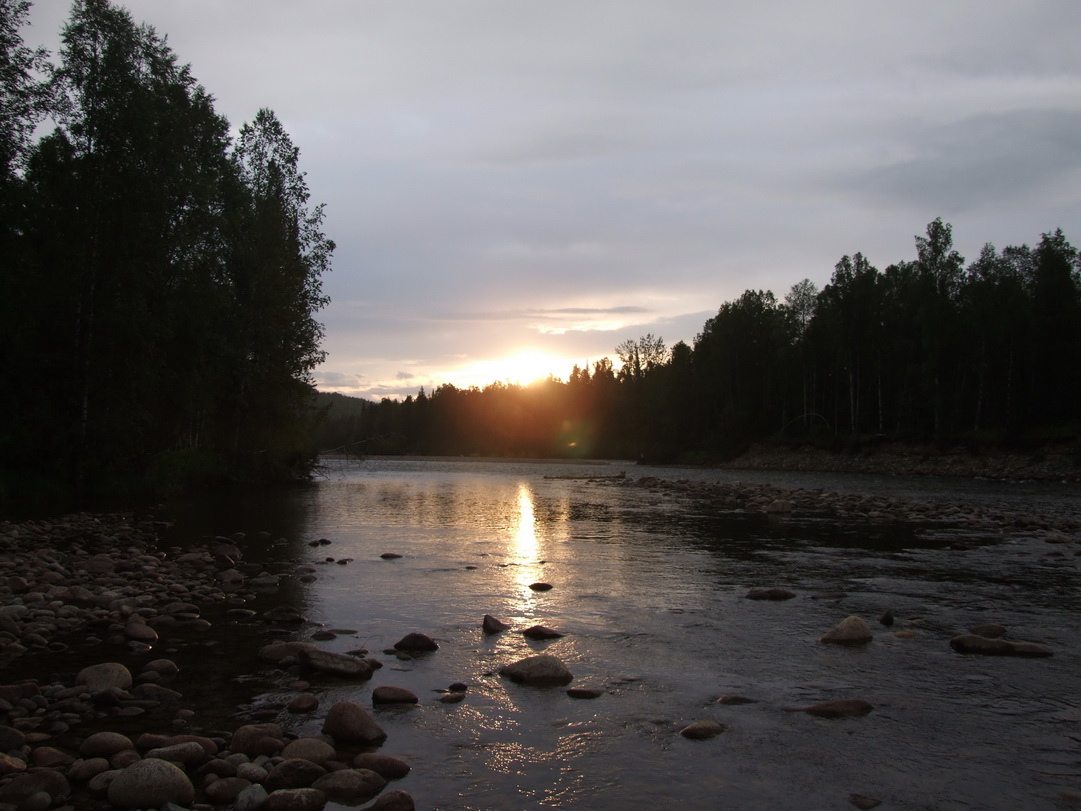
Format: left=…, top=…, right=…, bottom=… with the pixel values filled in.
left=178, top=458, right=1081, bottom=809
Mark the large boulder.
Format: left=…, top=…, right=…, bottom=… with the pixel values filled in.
left=820, top=615, right=873, bottom=645
left=107, top=758, right=194, bottom=808
left=499, top=654, right=573, bottom=686
left=322, top=700, right=387, bottom=745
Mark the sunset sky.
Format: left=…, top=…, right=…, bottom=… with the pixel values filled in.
left=25, top=1, right=1081, bottom=400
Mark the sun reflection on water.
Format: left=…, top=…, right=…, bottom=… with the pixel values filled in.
left=514, top=483, right=538, bottom=561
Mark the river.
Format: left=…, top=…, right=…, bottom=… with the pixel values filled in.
left=168, top=457, right=1081, bottom=810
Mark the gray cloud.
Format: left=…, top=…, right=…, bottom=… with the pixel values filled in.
left=25, top=1, right=1081, bottom=400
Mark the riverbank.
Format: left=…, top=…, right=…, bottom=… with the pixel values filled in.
left=716, top=440, right=1081, bottom=482
left=1, top=466, right=1079, bottom=809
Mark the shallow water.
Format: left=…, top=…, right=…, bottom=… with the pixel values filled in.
left=164, top=458, right=1081, bottom=809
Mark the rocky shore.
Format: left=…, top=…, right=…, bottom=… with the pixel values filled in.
left=0, top=512, right=420, bottom=811
left=0, top=466, right=1078, bottom=810
left=717, top=440, right=1081, bottom=482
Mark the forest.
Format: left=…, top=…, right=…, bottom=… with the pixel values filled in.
left=317, top=218, right=1081, bottom=464
left=0, top=0, right=333, bottom=510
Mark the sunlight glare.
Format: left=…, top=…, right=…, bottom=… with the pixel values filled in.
left=514, top=483, right=538, bottom=560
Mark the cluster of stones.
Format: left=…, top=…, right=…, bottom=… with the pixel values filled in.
left=0, top=652, right=415, bottom=809
left=0, top=512, right=297, bottom=669
left=622, top=476, right=1081, bottom=540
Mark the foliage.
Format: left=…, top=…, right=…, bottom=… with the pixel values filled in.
left=0, top=0, right=332, bottom=510
left=322, top=219, right=1080, bottom=463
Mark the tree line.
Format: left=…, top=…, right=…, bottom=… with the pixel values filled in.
left=319, top=218, right=1080, bottom=463
left=1, top=0, right=333, bottom=510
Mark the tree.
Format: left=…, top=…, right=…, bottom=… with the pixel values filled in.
left=223, top=107, right=334, bottom=477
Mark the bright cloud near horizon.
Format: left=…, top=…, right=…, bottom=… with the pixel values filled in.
left=26, top=2, right=1081, bottom=400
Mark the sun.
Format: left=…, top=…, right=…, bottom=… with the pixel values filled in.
left=462, top=350, right=570, bottom=387
left=502, top=351, right=566, bottom=385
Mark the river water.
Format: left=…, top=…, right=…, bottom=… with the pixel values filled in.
left=171, top=457, right=1081, bottom=810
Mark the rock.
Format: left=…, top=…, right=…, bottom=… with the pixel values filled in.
left=142, top=658, right=180, bottom=678
left=205, top=776, right=253, bottom=803
left=366, top=789, right=416, bottom=811
left=393, top=632, right=438, bottom=652
left=0, top=724, right=26, bottom=750
left=77, top=662, right=132, bottom=692
left=144, top=741, right=206, bottom=765
left=820, top=615, right=873, bottom=645
left=297, top=647, right=374, bottom=678
left=79, top=731, right=134, bottom=758
left=107, top=758, right=194, bottom=808
left=894, top=629, right=919, bottom=639
left=949, top=634, right=1053, bottom=657
left=372, top=685, right=419, bottom=705
left=68, top=757, right=110, bottom=782
left=288, top=693, right=320, bottom=713
left=18, top=790, right=50, bottom=811
left=879, top=610, right=895, bottom=627
left=499, top=654, right=573, bottom=686
left=716, top=695, right=758, bottom=705
left=281, top=738, right=337, bottom=765
left=679, top=720, right=726, bottom=739
left=438, top=692, right=466, bottom=704
left=850, top=793, right=882, bottom=809
left=322, top=700, right=387, bottom=745
left=311, top=768, right=386, bottom=804
left=0, top=770, right=69, bottom=806
left=124, top=620, right=158, bottom=644
left=482, top=614, right=510, bottom=634
left=30, top=746, right=74, bottom=767
left=353, top=753, right=411, bottom=780
left=131, top=682, right=183, bottom=705
left=528, top=582, right=553, bottom=591
left=262, top=787, right=328, bottom=811
left=522, top=624, right=564, bottom=640
left=233, top=783, right=269, bottom=811
left=745, top=587, right=796, bottom=601
left=567, top=687, right=603, bottom=699
left=380, top=552, right=403, bottom=559
left=797, top=699, right=874, bottom=718
left=264, top=758, right=328, bottom=791
left=230, top=723, right=285, bottom=756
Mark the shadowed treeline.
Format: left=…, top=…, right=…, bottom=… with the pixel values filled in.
left=0, top=0, right=332, bottom=509
left=320, top=219, right=1080, bottom=463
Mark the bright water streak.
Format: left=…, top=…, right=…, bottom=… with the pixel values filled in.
left=234, top=458, right=1081, bottom=810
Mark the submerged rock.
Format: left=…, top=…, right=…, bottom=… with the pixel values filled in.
left=820, top=615, right=873, bottom=645
left=745, top=587, right=796, bottom=601
left=500, top=654, right=573, bottom=686
left=949, top=634, right=1053, bottom=657
left=393, top=632, right=438, bottom=652
left=482, top=614, right=511, bottom=634
left=522, top=624, right=564, bottom=640
left=372, top=686, right=419, bottom=705
left=796, top=699, right=874, bottom=718
left=679, top=720, right=726, bottom=739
